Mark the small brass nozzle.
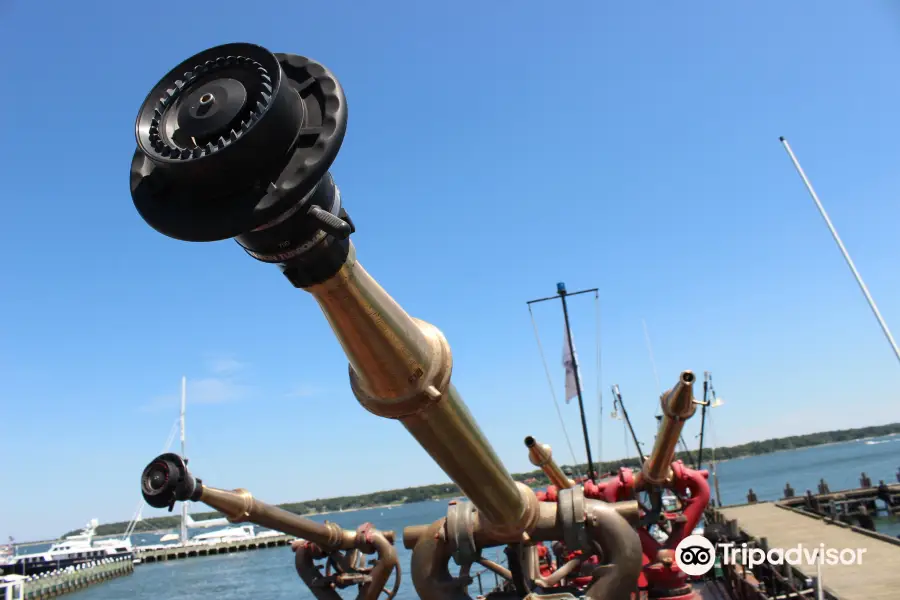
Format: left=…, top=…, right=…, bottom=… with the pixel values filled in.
left=642, top=370, right=697, bottom=486
left=525, top=436, right=574, bottom=489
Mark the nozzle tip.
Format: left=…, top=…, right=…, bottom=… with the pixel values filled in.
left=779, top=136, right=786, bottom=142
left=524, top=436, right=536, bottom=448
left=680, top=371, right=695, bottom=384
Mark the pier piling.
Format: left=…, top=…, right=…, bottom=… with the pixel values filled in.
left=135, top=534, right=295, bottom=564
left=18, top=556, right=133, bottom=599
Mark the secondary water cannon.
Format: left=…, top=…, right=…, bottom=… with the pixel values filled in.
left=140, top=453, right=200, bottom=509
left=139, top=454, right=400, bottom=600
left=131, top=42, right=644, bottom=599
left=582, top=372, right=711, bottom=600
left=642, top=371, right=697, bottom=486
left=525, top=436, right=574, bottom=490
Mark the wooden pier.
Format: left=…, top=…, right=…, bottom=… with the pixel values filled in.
left=9, top=556, right=134, bottom=599
left=708, top=502, right=900, bottom=600
left=135, top=533, right=295, bottom=563
left=777, top=481, right=900, bottom=524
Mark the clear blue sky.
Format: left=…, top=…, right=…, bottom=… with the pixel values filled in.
left=1, top=1, right=898, bottom=541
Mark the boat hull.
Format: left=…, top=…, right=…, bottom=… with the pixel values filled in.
left=0, top=552, right=134, bottom=576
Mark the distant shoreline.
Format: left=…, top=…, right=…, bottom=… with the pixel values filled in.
left=313, top=502, right=405, bottom=517
left=23, top=422, right=900, bottom=544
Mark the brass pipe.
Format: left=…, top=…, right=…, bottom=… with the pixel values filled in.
left=523, top=544, right=540, bottom=582
left=534, top=557, right=583, bottom=588
left=410, top=500, right=642, bottom=600
left=410, top=519, right=470, bottom=600
left=295, top=543, right=342, bottom=600
left=401, top=499, right=639, bottom=550
left=583, top=502, right=643, bottom=600
left=307, top=243, right=527, bottom=533
left=476, top=558, right=511, bottom=581
left=293, top=534, right=399, bottom=600
left=197, top=485, right=395, bottom=551
left=361, top=532, right=398, bottom=600
left=641, top=371, right=697, bottom=486
left=525, top=436, right=574, bottom=489
left=402, top=524, right=429, bottom=550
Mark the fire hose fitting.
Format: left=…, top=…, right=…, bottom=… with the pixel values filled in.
left=140, top=454, right=400, bottom=599
left=130, top=42, right=533, bottom=540
left=131, top=42, right=352, bottom=287
left=641, top=371, right=697, bottom=486
left=408, top=498, right=642, bottom=600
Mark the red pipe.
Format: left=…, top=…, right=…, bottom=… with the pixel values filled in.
left=533, top=462, right=710, bottom=598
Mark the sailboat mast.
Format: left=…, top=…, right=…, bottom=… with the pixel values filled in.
left=559, top=285, right=596, bottom=483
left=180, top=376, right=188, bottom=545
left=526, top=283, right=600, bottom=483
left=696, top=372, right=709, bottom=470
left=780, top=137, right=900, bottom=367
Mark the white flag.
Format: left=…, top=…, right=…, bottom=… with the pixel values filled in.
left=562, top=332, right=581, bottom=404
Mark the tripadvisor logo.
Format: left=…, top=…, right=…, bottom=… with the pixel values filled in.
left=675, top=535, right=716, bottom=576
left=675, top=534, right=868, bottom=576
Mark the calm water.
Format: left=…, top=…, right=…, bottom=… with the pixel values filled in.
left=27, top=436, right=900, bottom=600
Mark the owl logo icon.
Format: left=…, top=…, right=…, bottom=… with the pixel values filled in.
left=675, top=535, right=716, bottom=576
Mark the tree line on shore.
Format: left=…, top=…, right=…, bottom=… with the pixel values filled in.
left=81, top=423, right=899, bottom=538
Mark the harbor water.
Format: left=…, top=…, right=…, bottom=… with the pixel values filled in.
left=20, top=436, right=900, bottom=600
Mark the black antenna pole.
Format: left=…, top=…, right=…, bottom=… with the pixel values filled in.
left=680, top=432, right=696, bottom=467
left=696, top=371, right=710, bottom=470
left=612, top=385, right=645, bottom=462
left=527, top=282, right=598, bottom=482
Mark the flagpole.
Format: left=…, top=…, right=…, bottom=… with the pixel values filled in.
left=780, top=136, right=900, bottom=367
left=180, top=376, right=188, bottom=546
left=527, top=282, right=599, bottom=482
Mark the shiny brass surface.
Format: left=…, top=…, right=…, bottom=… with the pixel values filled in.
left=307, top=243, right=529, bottom=533
left=525, top=436, right=574, bottom=489
left=409, top=498, right=642, bottom=600
left=294, top=532, right=399, bottom=600
left=402, top=387, right=532, bottom=534
left=401, top=499, right=639, bottom=549
left=641, top=371, right=697, bottom=486
left=582, top=501, right=643, bottom=600
left=307, top=244, right=451, bottom=404
left=198, top=485, right=355, bottom=550
left=534, top=557, right=583, bottom=588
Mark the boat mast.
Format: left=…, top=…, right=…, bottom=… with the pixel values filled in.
left=696, top=372, right=710, bottom=470
left=780, top=137, right=900, bottom=368
left=610, top=385, right=645, bottom=462
left=180, top=376, right=188, bottom=545
left=527, top=283, right=599, bottom=482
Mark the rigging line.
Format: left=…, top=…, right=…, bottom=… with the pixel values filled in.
left=163, top=418, right=179, bottom=453
left=126, top=418, right=180, bottom=539
left=642, top=319, right=693, bottom=457
left=528, top=304, right=580, bottom=466
left=641, top=319, right=662, bottom=411
left=594, top=291, right=603, bottom=465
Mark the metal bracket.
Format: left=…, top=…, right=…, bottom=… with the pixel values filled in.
left=558, top=486, right=590, bottom=553
left=446, top=501, right=479, bottom=566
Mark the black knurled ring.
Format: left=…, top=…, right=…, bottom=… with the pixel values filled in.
left=147, top=55, right=273, bottom=160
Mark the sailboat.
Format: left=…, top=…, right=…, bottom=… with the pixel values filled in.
left=153, top=377, right=269, bottom=547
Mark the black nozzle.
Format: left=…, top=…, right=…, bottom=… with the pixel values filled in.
left=140, top=452, right=201, bottom=509
left=130, top=42, right=353, bottom=287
